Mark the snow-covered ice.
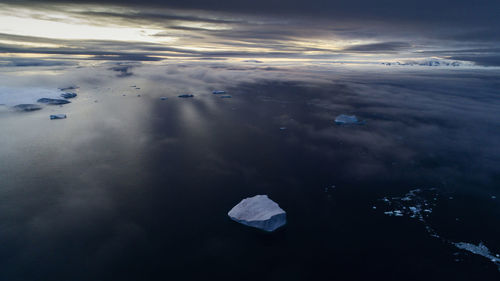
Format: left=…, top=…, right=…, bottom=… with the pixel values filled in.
left=13, top=104, right=42, bottom=112
left=60, top=93, right=77, bottom=99
left=335, top=114, right=361, bottom=125
left=454, top=242, right=500, bottom=271
left=228, top=195, right=286, bottom=232
left=37, top=98, right=70, bottom=105
left=50, top=114, right=67, bottom=120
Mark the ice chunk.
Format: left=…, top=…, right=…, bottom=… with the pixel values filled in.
left=212, top=90, right=226, bottom=94
left=59, top=86, right=78, bottom=91
left=178, top=94, right=194, bottom=98
left=220, top=95, right=232, bottom=98
left=335, top=114, right=360, bottom=125
left=228, top=195, right=286, bottom=232
left=453, top=242, right=500, bottom=270
left=60, top=92, right=77, bottom=99
left=50, top=114, right=67, bottom=120
left=13, top=104, right=42, bottom=111
left=37, top=98, right=70, bottom=105
left=160, top=97, right=167, bottom=100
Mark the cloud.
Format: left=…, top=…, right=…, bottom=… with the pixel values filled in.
left=0, top=57, right=76, bottom=67
left=343, top=42, right=411, bottom=53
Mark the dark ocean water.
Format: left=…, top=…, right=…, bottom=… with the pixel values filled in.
left=0, top=66, right=499, bottom=280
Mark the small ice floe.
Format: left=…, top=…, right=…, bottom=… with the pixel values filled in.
left=160, top=97, right=167, bottom=100
left=59, top=86, right=78, bottom=91
left=228, top=195, right=286, bottom=232
left=178, top=94, right=194, bottom=98
left=279, top=127, right=287, bottom=131
left=212, top=90, right=226, bottom=95
left=13, top=104, right=42, bottom=112
left=453, top=242, right=500, bottom=271
left=37, top=98, right=70, bottom=105
left=50, top=114, right=66, bottom=120
left=492, top=196, right=497, bottom=199
left=220, top=95, right=232, bottom=98
left=60, top=92, right=77, bottom=99
left=334, top=114, right=363, bottom=125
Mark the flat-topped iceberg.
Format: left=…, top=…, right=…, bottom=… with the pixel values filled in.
left=13, top=104, right=42, bottom=111
left=37, top=98, right=71, bottom=105
left=335, top=114, right=361, bottom=125
left=228, top=195, right=286, bottom=232
left=60, top=92, right=77, bottom=99
left=50, top=114, right=67, bottom=120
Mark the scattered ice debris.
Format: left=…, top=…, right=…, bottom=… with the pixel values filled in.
left=220, top=95, right=232, bottom=98
left=453, top=242, right=500, bottom=271
left=228, top=195, right=286, bottom=232
left=212, top=90, right=226, bottom=95
left=60, top=92, right=77, bottom=99
left=377, top=189, right=500, bottom=271
left=37, top=98, right=70, bottom=105
left=334, top=114, right=363, bottom=125
left=50, top=114, right=66, bottom=120
left=160, top=97, right=167, bottom=100
left=379, top=188, right=438, bottom=222
left=178, top=94, right=194, bottom=98
left=13, top=104, right=42, bottom=112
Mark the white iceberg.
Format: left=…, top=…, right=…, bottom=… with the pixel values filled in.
left=50, top=114, right=67, bottom=120
left=335, top=114, right=360, bottom=125
left=228, top=195, right=286, bottom=232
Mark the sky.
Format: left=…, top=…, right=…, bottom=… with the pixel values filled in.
left=1, top=0, right=500, bottom=67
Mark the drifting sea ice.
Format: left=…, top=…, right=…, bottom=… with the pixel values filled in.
left=37, top=98, right=71, bottom=105
left=334, top=114, right=362, bottom=125
left=60, top=93, right=77, bottom=99
left=13, top=104, right=42, bottom=112
left=228, top=195, right=286, bottom=232
left=50, top=114, right=67, bottom=120
left=454, top=242, right=500, bottom=271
